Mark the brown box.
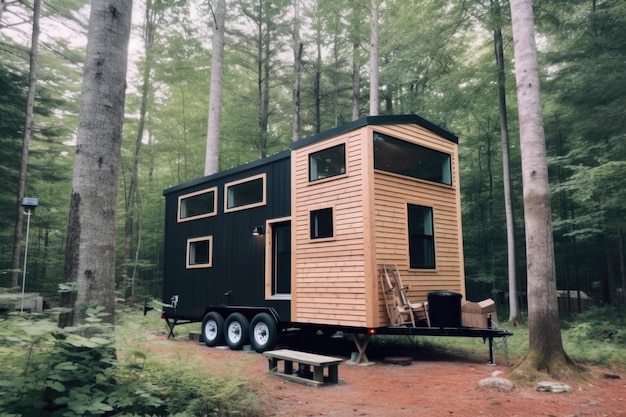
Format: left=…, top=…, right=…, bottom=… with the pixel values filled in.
left=461, top=298, right=497, bottom=328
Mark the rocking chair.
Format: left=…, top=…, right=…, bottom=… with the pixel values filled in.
left=379, top=264, right=430, bottom=327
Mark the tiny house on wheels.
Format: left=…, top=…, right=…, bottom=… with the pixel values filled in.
left=161, top=115, right=510, bottom=363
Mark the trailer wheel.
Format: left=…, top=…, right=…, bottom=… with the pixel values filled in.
left=201, top=311, right=225, bottom=347
left=250, top=312, right=279, bottom=352
left=224, top=312, right=250, bottom=350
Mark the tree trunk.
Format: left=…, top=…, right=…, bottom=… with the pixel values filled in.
left=291, top=0, right=302, bottom=142
left=125, top=0, right=156, bottom=302
left=352, top=42, right=360, bottom=120
left=369, top=0, right=379, bottom=116
left=62, top=0, right=132, bottom=326
left=205, top=0, right=226, bottom=175
left=492, top=0, right=521, bottom=326
left=509, top=0, right=574, bottom=378
left=0, top=0, right=6, bottom=24
left=10, top=0, right=41, bottom=289
left=314, top=31, right=322, bottom=133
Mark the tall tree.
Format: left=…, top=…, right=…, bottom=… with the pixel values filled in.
left=232, top=0, right=289, bottom=158
left=291, top=0, right=302, bottom=141
left=508, top=0, right=574, bottom=377
left=124, top=0, right=160, bottom=304
left=205, top=0, right=226, bottom=175
left=10, top=0, right=41, bottom=289
left=491, top=0, right=521, bottom=326
left=62, top=0, right=132, bottom=325
left=369, top=0, right=379, bottom=115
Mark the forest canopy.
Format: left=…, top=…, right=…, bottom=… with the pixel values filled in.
left=0, top=0, right=624, bottom=311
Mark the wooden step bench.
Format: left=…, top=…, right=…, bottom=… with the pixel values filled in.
left=263, top=349, right=343, bottom=387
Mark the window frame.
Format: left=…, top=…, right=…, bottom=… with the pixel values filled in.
left=309, top=206, right=335, bottom=241
left=223, top=173, right=267, bottom=213
left=407, top=204, right=436, bottom=270
left=177, top=187, right=218, bottom=223
left=308, top=143, right=348, bottom=183
left=373, top=132, right=452, bottom=186
left=186, top=236, right=213, bottom=269
left=264, top=217, right=293, bottom=301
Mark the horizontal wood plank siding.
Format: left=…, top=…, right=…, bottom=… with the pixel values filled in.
left=371, top=124, right=465, bottom=326
left=292, top=130, right=369, bottom=326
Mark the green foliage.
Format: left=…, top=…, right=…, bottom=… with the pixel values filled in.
left=560, top=306, right=626, bottom=367
left=0, top=306, right=266, bottom=416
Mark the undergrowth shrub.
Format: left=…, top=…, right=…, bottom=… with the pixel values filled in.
left=561, top=305, right=626, bottom=367
left=0, top=305, right=266, bottom=416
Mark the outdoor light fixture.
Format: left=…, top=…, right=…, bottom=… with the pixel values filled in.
left=252, top=226, right=264, bottom=236
left=20, top=197, right=39, bottom=313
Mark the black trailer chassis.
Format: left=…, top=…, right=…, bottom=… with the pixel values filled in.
left=159, top=306, right=512, bottom=366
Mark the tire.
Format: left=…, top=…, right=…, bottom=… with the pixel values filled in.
left=201, top=311, right=224, bottom=347
left=224, top=312, right=250, bottom=350
left=249, top=312, right=279, bottom=352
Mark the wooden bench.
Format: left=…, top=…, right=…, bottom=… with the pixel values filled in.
left=263, top=349, right=343, bottom=387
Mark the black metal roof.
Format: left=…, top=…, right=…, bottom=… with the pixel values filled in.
left=292, top=114, right=458, bottom=150
left=164, top=114, right=457, bottom=196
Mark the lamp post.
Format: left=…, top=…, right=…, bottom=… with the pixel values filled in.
left=20, top=197, right=38, bottom=313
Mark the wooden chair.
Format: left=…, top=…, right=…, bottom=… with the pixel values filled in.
left=379, top=265, right=431, bottom=327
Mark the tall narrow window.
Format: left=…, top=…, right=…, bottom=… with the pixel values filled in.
left=187, top=236, right=213, bottom=268
left=177, top=187, right=217, bottom=222
left=224, top=174, right=266, bottom=212
left=272, top=222, right=291, bottom=296
left=309, top=144, right=346, bottom=181
left=310, top=207, right=333, bottom=239
left=407, top=204, right=435, bottom=269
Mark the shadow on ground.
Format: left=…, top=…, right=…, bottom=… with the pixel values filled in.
left=276, top=331, right=487, bottom=364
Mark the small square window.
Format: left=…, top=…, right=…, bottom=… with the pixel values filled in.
left=310, top=208, right=333, bottom=239
left=187, top=236, right=213, bottom=268
left=309, top=144, right=346, bottom=182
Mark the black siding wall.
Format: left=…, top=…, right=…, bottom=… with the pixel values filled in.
left=162, top=154, right=291, bottom=322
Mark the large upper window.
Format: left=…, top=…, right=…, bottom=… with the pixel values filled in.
left=374, top=132, right=452, bottom=185
left=224, top=173, right=266, bottom=212
left=310, top=207, right=334, bottom=239
left=177, top=187, right=217, bottom=222
left=186, top=236, right=213, bottom=269
left=309, top=144, right=346, bottom=182
left=407, top=204, right=435, bottom=269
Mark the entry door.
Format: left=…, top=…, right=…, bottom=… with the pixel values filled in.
left=271, top=221, right=291, bottom=296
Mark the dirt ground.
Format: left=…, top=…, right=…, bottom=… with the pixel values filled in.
left=145, top=331, right=626, bottom=417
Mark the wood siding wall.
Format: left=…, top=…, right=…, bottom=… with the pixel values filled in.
left=291, top=122, right=464, bottom=328
left=370, top=124, right=465, bottom=327
left=291, top=129, right=373, bottom=326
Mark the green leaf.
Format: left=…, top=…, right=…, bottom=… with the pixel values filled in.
left=46, top=380, right=66, bottom=392
left=64, top=334, right=98, bottom=348
left=0, top=377, right=26, bottom=387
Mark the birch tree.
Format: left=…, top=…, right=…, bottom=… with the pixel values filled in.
left=509, top=0, right=575, bottom=377
left=62, top=0, right=132, bottom=325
